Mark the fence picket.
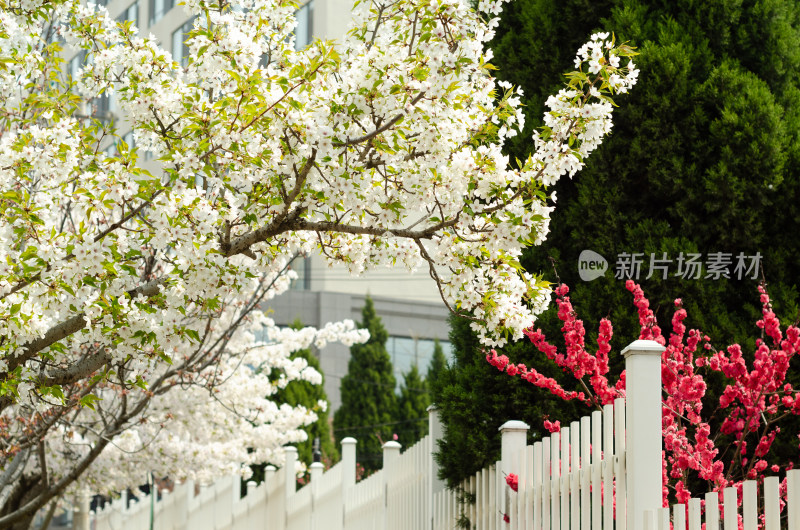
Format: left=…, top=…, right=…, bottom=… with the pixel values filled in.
left=688, top=498, right=701, bottom=530
left=562, top=426, right=570, bottom=530
left=470, top=475, right=477, bottom=529
left=544, top=438, right=551, bottom=530
left=580, top=416, right=590, bottom=530
left=764, top=476, right=779, bottom=530
left=490, top=464, right=498, bottom=530
left=723, top=487, right=737, bottom=530
left=673, top=504, right=686, bottom=530
left=614, top=398, right=626, bottom=530
left=526, top=445, right=535, bottom=530
left=552, top=432, right=561, bottom=530
left=571, top=422, right=580, bottom=530
left=603, top=404, right=614, bottom=530
left=534, top=441, right=543, bottom=530
left=591, top=410, right=602, bottom=530
left=511, top=466, right=525, bottom=530
left=742, top=480, right=757, bottom=530
left=790, top=470, right=800, bottom=530
left=704, top=491, right=719, bottom=530
left=473, top=469, right=486, bottom=528
left=644, top=511, right=656, bottom=530
left=658, top=508, right=670, bottom=530
left=482, top=468, right=489, bottom=530
left=510, top=484, right=518, bottom=530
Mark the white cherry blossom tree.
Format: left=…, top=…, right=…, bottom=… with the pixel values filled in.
left=0, top=0, right=637, bottom=523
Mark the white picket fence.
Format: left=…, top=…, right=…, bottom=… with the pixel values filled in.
left=487, top=399, right=628, bottom=530
left=91, top=432, right=435, bottom=530
left=86, top=340, right=800, bottom=530
left=646, top=473, right=800, bottom=530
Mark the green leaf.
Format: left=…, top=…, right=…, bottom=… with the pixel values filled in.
left=80, top=394, right=102, bottom=410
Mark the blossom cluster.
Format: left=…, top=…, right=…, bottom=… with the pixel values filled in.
left=0, top=0, right=636, bottom=520
left=490, top=280, right=800, bottom=508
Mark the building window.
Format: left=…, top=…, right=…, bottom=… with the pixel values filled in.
left=69, top=51, right=109, bottom=119
left=288, top=256, right=312, bottom=290
left=117, top=2, right=138, bottom=27
left=294, top=0, right=313, bottom=50
left=68, top=50, right=85, bottom=82
left=92, top=93, right=110, bottom=119
left=386, top=336, right=452, bottom=388
left=149, top=0, right=174, bottom=26
left=172, top=18, right=195, bottom=68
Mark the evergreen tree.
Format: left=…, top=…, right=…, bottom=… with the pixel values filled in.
left=426, top=339, right=447, bottom=392
left=492, top=0, right=800, bottom=348
left=436, top=0, right=800, bottom=486
left=334, top=296, right=398, bottom=472
left=396, top=364, right=430, bottom=447
left=432, top=314, right=583, bottom=488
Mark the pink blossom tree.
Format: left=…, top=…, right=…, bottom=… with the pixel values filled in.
left=489, top=280, right=800, bottom=506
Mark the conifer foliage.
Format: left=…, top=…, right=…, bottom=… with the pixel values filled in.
left=493, top=0, right=800, bottom=346
left=397, top=364, right=430, bottom=447
left=426, top=339, right=448, bottom=391
left=436, top=0, right=800, bottom=488
left=334, top=297, right=398, bottom=472
left=431, top=314, right=582, bottom=488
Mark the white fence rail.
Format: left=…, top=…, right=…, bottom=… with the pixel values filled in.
left=86, top=340, right=798, bottom=530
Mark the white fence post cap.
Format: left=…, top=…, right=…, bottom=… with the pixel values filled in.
left=621, top=339, right=666, bottom=358
left=310, top=462, right=324, bottom=471
left=498, top=420, right=530, bottom=432
left=427, top=404, right=438, bottom=412
left=341, top=437, right=357, bottom=445
left=382, top=441, right=402, bottom=450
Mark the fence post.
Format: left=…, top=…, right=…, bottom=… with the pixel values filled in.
left=383, top=440, right=402, bottom=530
left=310, top=462, right=324, bottom=530
left=72, top=489, right=90, bottom=530
left=310, top=462, right=324, bottom=483
left=285, top=446, right=298, bottom=500
left=622, top=339, right=665, bottom=530
left=342, top=437, right=357, bottom=490
left=341, top=437, right=357, bottom=530
left=499, top=420, right=529, bottom=522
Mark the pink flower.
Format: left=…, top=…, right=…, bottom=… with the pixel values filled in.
left=505, top=473, right=519, bottom=492
left=544, top=419, right=561, bottom=433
